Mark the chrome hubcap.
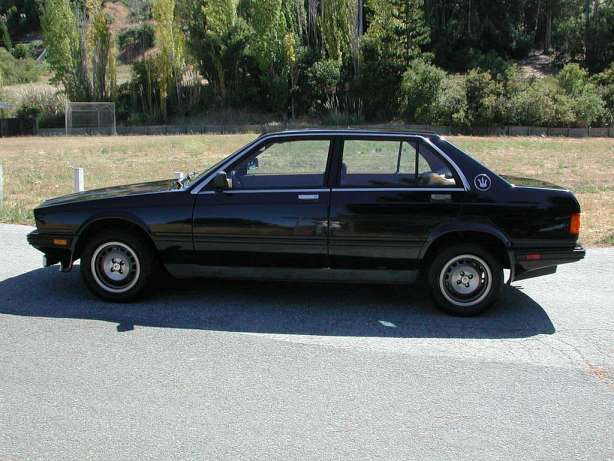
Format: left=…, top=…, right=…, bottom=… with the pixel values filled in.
left=91, top=242, right=140, bottom=293
left=439, top=254, right=492, bottom=307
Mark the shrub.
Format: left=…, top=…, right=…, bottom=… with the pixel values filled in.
left=558, top=63, right=589, bottom=96
left=11, top=40, right=45, bottom=60
left=464, top=69, right=502, bottom=126
left=557, top=63, right=610, bottom=126
left=16, top=87, right=67, bottom=128
left=593, top=64, right=614, bottom=121
left=307, top=59, right=341, bottom=114
left=433, top=74, right=468, bottom=127
left=466, top=49, right=512, bottom=78
left=572, top=86, right=611, bottom=127
left=0, top=47, right=43, bottom=84
left=118, top=24, right=155, bottom=63
left=506, top=77, right=572, bottom=126
left=400, top=59, right=446, bottom=123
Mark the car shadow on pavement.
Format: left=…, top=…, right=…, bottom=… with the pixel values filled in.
left=0, top=267, right=555, bottom=339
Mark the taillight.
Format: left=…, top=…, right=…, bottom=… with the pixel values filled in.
left=569, top=213, right=581, bottom=235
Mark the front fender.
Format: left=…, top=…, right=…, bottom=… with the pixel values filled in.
left=71, top=212, right=153, bottom=255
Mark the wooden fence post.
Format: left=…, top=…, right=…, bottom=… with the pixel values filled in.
left=73, top=167, right=84, bottom=192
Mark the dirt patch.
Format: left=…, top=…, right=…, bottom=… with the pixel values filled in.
left=518, top=51, right=557, bottom=78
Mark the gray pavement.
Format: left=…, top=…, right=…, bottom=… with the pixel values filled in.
left=0, top=224, right=612, bottom=460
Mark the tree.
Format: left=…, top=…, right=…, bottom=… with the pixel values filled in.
left=87, top=0, right=116, bottom=101
left=183, top=0, right=253, bottom=104
left=359, top=0, right=430, bottom=118
left=40, top=0, right=90, bottom=100
left=152, top=0, right=185, bottom=119
left=319, top=0, right=356, bottom=63
left=250, top=0, right=291, bottom=112
left=366, top=0, right=429, bottom=69
left=0, top=15, right=12, bottom=49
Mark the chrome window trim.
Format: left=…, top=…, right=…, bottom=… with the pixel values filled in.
left=190, top=131, right=470, bottom=194
left=332, top=187, right=465, bottom=192
left=207, top=188, right=330, bottom=194
left=199, top=187, right=464, bottom=194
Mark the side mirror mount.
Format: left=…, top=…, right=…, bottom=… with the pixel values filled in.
left=213, top=171, right=231, bottom=191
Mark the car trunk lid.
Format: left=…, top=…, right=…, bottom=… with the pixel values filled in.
left=501, top=175, right=567, bottom=190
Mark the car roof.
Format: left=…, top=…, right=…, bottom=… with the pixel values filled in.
left=259, top=128, right=443, bottom=140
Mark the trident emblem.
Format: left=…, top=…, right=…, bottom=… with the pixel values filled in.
left=474, top=174, right=492, bottom=191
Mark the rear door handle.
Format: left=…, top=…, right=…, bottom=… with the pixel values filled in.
left=298, top=194, right=319, bottom=200
left=430, top=193, right=452, bottom=201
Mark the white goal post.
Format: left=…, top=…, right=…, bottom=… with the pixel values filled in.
left=65, top=102, right=116, bottom=135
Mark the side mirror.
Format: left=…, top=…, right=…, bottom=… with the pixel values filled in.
left=247, top=157, right=259, bottom=170
left=213, top=171, right=231, bottom=190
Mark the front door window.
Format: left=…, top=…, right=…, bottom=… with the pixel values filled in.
left=228, top=139, right=331, bottom=190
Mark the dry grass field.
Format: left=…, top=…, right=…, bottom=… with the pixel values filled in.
left=0, top=134, right=612, bottom=246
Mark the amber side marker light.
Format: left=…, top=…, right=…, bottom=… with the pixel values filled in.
left=569, top=213, right=581, bottom=235
left=53, top=238, right=68, bottom=247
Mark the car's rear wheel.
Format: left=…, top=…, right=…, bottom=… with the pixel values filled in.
left=80, top=230, right=156, bottom=302
left=427, top=243, right=503, bottom=316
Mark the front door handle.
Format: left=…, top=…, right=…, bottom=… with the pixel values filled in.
left=298, top=194, right=319, bottom=200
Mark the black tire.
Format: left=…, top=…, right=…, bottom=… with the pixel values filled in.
left=427, top=243, right=503, bottom=316
left=80, top=229, right=157, bottom=302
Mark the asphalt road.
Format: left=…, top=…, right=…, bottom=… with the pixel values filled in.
left=0, top=224, right=612, bottom=460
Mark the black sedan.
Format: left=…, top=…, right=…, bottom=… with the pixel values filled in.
left=28, top=129, right=585, bottom=315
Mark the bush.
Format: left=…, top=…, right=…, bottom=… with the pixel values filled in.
left=16, top=87, right=67, bottom=128
left=593, top=64, right=614, bottom=121
left=118, top=24, right=155, bottom=63
left=466, top=49, right=512, bottom=78
left=307, top=59, right=341, bottom=114
left=558, top=63, right=589, bottom=96
left=433, top=75, right=468, bottom=127
left=0, top=47, right=43, bottom=84
left=507, top=77, right=574, bottom=126
left=11, top=40, right=45, bottom=59
left=572, top=86, right=611, bottom=127
left=400, top=59, right=446, bottom=123
left=557, top=63, right=610, bottom=126
left=464, top=69, right=502, bottom=126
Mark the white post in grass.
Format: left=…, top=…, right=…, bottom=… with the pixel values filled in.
left=73, top=167, right=84, bottom=192
left=0, top=165, right=3, bottom=207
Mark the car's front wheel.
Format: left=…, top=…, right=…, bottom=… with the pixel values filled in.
left=428, top=243, right=503, bottom=316
left=80, top=230, right=156, bottom=302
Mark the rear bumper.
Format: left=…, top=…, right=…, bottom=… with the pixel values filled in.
left=512, top=245, right=585, bottom=281
left=27, top=230, right=74, bottom=271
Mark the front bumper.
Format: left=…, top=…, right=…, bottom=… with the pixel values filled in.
left=512, top=245, right=585, bottom=281
left=27, top=230, right=74, bottom=271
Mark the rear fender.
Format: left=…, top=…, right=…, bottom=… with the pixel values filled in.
left=419, top=221, right=515, bottom=283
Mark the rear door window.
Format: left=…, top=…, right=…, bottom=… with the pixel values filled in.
left=340, top=139, right=459, bottom=188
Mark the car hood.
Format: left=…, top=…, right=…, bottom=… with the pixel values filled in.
left=501, top=175, right=567, bottom=190
left=39, top=179, right=178, bottom=207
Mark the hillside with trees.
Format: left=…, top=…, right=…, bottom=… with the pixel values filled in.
left=1, top=0, right=613, bottom=129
